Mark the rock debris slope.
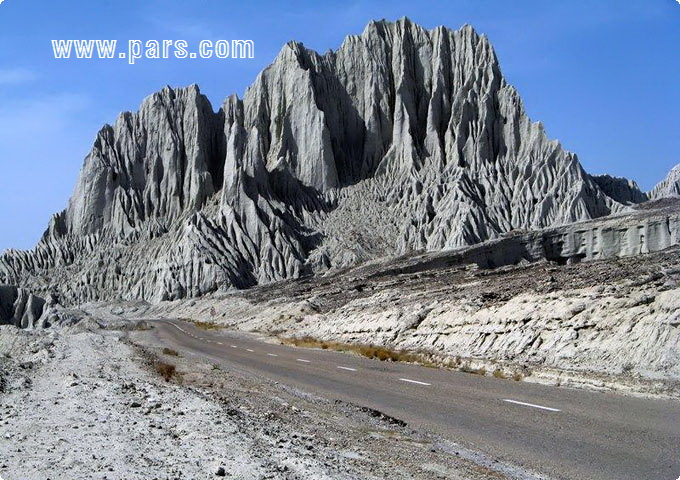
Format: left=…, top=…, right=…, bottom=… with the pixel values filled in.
left=1, top=18, right=638, bottom=304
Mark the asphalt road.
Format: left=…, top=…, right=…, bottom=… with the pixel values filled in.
left=146, top=319, right=680, bottom=480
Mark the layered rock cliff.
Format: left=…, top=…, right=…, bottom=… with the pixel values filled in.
left=1, top=19, right=638, bottom=304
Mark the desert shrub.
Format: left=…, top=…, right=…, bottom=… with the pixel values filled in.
left=155, top=362, right=176, bottom=381
left=183, top=319, right=223, bottom=330
left=282, top=336, right=427, bottom=364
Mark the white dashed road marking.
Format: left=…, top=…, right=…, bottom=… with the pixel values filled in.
left=267, top=353, right=279, bottom=357
left=296, top=359, right=311, bottom=363
left=337, top=366, right=357, bottom=372
left=399, top=378, right=431, bottom=386
left=246, top=349, right=255, bottom=353
left=503, top=399, right=561, bottom=412
left=216, top=342, right=223, bottom=345
left=231, top=345, right=238, bottom=349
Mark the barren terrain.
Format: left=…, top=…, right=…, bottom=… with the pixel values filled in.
left=0, top=322, right=520, bottom=480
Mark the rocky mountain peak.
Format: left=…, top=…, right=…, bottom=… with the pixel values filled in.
left=0, top=19, right=649, bottom=303
left=58, top=84, right=223, bottom=238
left=591, top=174, right=648, bottom=206
left=650, top=163, right=680, bottom=199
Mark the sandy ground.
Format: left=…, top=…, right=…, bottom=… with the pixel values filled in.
left=0, top=323, right=514, bottom=480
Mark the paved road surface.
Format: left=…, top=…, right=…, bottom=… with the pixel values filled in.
left=146, top=319, right=680, bottom=480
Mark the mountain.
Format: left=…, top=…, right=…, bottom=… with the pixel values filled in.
left=649, top=164, right=680, bottom=199
left=0, top=18, right=633, bottom=304
left=590, top=174, right=648, bottom=205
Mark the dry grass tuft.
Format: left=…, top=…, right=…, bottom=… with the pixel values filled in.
left=460, top=364, right=487, bottom=376
left=183, top=318, right=224, bottom=330
left=280, top=336, right=433, bottom=366
left=155, top=361, right=176, bottom=381
left=280, top=336, right=521, bottom=379
left=131, top=321, right=153, bottom=331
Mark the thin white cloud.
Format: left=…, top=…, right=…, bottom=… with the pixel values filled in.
left=0, top=67, right=37, bottom=86
left=0, top=92, right=90, bottom=137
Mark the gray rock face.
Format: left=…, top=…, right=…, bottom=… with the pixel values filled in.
left=56, top=85, right=224, bottom=237
left=649, top=164, right=680, bottom=199
left=591, top=174, right=647, bottom=206
left=0, top=19, right=645, bottom=304
left=0, top=286, right=47, bottom=329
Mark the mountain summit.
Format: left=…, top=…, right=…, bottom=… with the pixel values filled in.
left=650, top=164, right=680, bottom=199
left=1, top=19, right=638, bottom=303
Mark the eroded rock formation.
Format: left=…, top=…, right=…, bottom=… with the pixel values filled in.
left=0, top=18, right=663, bottom=304
left=650, top=164, right=680, bottom=199
left=0, top=286, right=48, bottom=329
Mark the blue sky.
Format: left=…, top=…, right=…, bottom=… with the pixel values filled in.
left=0, top=0, right=679, bottom=251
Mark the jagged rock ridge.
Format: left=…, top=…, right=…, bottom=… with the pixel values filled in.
left=650, top=164, right=680, bottom=199
left=1, top=18, right=636, bottom=304
left=591, top=174, right=648, bottom=206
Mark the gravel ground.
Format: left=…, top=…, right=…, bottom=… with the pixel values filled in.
left=0, top=324, right=510, bottom=480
